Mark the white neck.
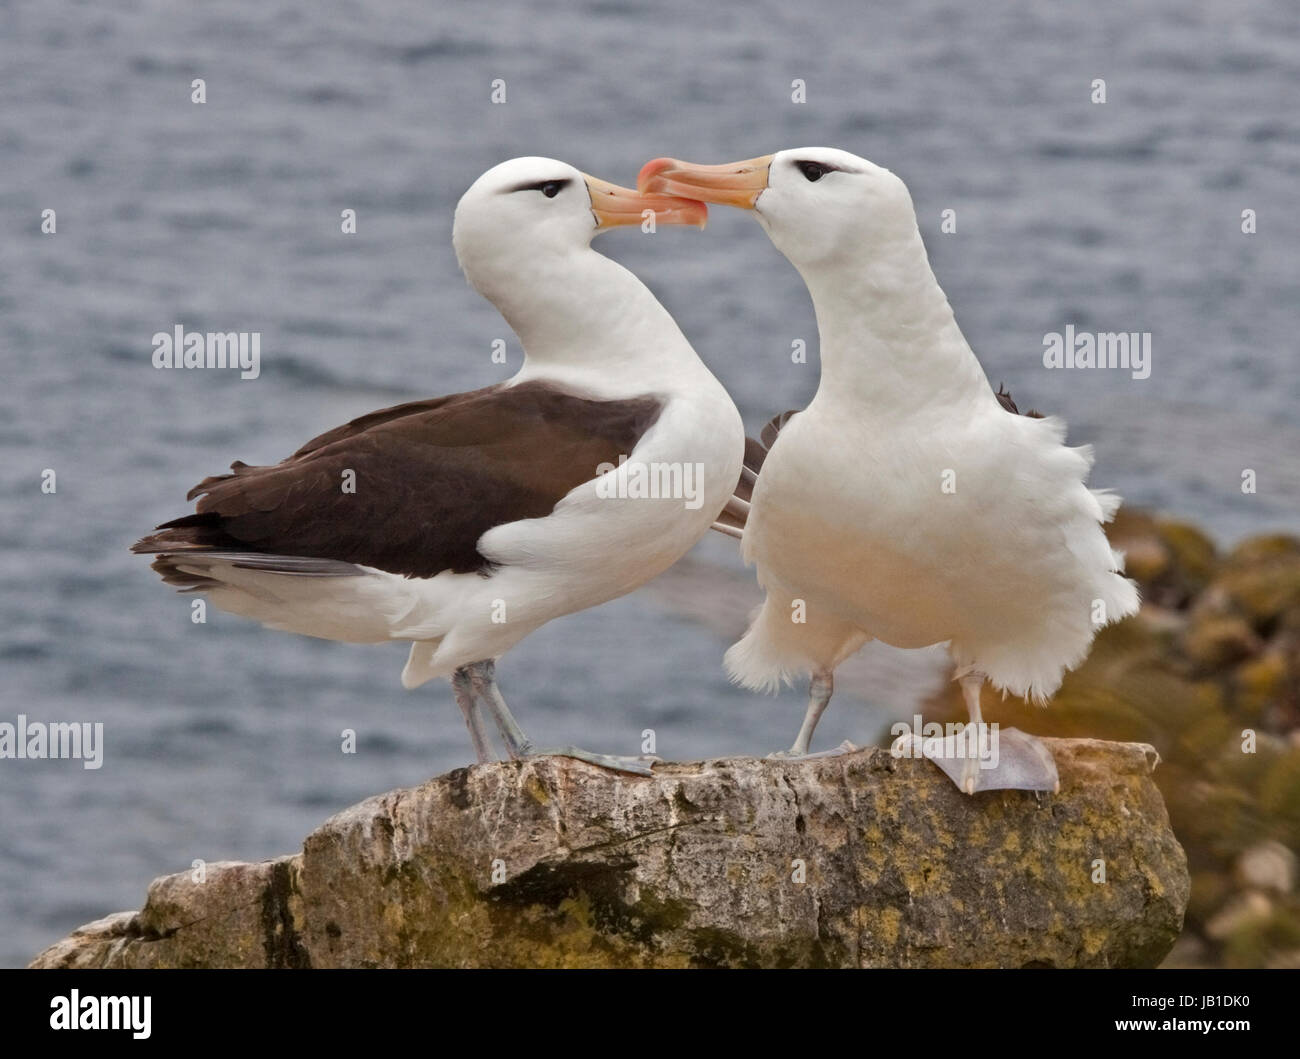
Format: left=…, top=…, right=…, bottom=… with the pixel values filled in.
left=799, top=226, right=990, bottom=413
left=473, top=247, right=704, bottom=395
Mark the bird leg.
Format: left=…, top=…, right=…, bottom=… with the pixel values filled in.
left=466, top=660, right=530, bottom=755
left=768, top=669, right=857, bottom=759
left=906, top=672, right=1059, bottom=795
left=955, top=674, right=987, bottom=796
left=466, top=659, right=657, bottom=777
left=451, top=666, right=495, bottom=764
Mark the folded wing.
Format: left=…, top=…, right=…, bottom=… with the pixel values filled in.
left=133, top=381, right=663, bottom=580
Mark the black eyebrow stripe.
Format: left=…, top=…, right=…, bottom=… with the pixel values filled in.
left=503, top=177, right=575, bottom=194
left=794, top=160, right=846, bottom=172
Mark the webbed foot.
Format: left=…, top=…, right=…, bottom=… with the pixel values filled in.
left=767, top=740, right=858, bottom=761
left=892, top=726, right=1058, bottom=795
left=525, top=746, right=659, bottom=777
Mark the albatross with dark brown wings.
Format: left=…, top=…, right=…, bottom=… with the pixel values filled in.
left=134, top=157, right=744, bottom=776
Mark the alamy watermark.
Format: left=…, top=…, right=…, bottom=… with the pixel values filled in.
left=1043, top=326, right=1151, bottom=380
left=595, top=456, right=706, bottom=510
left=151, top=325, right=261, bottom=379
left=889, top=714, right=1000, bottom=771
left=50, top=990, right=150, bottom=1039
left=0, top=715, right=103, bottom=769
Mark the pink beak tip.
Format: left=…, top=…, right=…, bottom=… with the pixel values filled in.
left=637, top=157, right=677, bottom=193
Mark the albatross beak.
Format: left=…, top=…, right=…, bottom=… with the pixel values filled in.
left=637, top=155, right=775, bottom=209
left=584, top=174, right=708, bottom=231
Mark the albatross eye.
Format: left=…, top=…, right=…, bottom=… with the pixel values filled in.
left=796, top=161, right=831, bottom=182
left=508, top=177, right=572, bottom=198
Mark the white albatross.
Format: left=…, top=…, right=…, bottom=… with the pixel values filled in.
left=641, top=147, right=1140, bottom=793
left=134, top=157, right=744, bottom=777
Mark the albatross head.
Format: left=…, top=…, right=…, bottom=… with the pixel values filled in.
left=638, top=147, right=917, bottom=273
left=454, top=156, right=707, bottom=294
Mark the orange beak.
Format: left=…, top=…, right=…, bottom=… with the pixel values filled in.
left=637, top=155, right=775, bottom=209
left=584, top=173, right=708, bottom=231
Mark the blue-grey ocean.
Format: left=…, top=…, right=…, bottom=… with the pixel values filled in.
left=2, top=0, right=1298, bottom=966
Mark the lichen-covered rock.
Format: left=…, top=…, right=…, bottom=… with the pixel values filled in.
left=1215, top=535, right=1300, bottom=629
left=1183, top=614, right=1263, bottom=670
left=923, top=522, right=1300, bottom=968
left=1107, top=510, right=1217, bottom=608
left=28, top=859, right=306, bottom=970
left=30, top=741, right=1187, bottom=969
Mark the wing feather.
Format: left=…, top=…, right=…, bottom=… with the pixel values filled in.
left=134, top=381, right=663, bottom=578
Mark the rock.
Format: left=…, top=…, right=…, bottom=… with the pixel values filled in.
left=1226, top=535, right=1300, bottom=567
left=1106, top=511, right=1218, bottom=609
left=1203, top=891, right=1273, bottom=941
left=905, top=514, right=1300, bottom=967
left=1183, top=615, right=1263, bottom=670
left=1259, top=747, right=1300, bottom=834
left=1134, top=603, right=1189, bottom=640
left=1111, top=523, right=1170, bottom=585
left=1235, top=650, right=1288, bottom=719
left=1233, top=841, right=1297, bottom=895
left=30, top=861, right=305, bottom=970
left=1107, top=510, right=1173, bottom=598
left=1161, top=933, right=1213, bottom=968
left=29, top=912, right=137, bottom=971
left=1185, top=869, right=1233, bottom=927
left=30, top=740, right=1188, bottom=969
left=1213, top=535, right=1300, bottom=630
left=1157, top=519, right=1219, bottom=597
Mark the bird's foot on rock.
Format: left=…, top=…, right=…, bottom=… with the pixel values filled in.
left=977, top=728, right=1060, bottom=793
left=526, top=746, right=660, bottom=777
left=767, top=740, right=858, bottom=761
left=892, top=727, right=1059, bottom=795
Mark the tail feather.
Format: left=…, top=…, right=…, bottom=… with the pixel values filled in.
left=132, top=512, right=244, bottom=555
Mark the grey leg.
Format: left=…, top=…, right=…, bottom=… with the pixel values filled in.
left=451, top=666, right=495, bottom=764
left=466, top=659, right=657, bottom=777
left=956, top=673, right=986, bottom=796
left=466, top=660, right=530, bottom=757
left=768, top=669, right=856, bottom=759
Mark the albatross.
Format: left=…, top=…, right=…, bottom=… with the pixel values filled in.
left=640, top=147, right=1140, bottom=793
left=134, top=156, right=744, bottom=777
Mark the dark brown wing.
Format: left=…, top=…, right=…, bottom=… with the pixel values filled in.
left=712, top=409, right=800, bottom=538
left=133, top=381, right=663, bottom=578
